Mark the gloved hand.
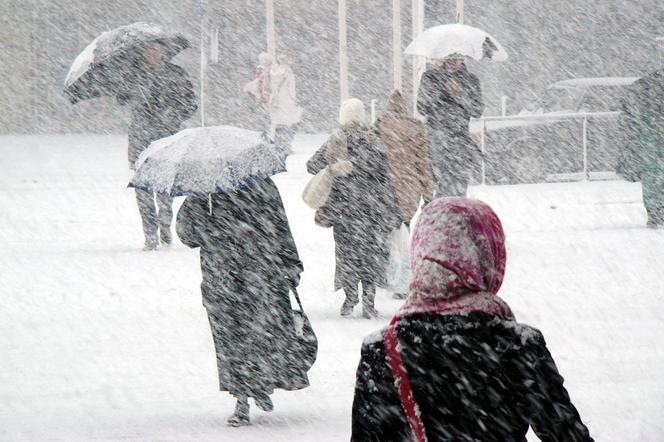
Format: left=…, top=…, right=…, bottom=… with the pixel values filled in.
left=285, top=268, right=301, bottom=289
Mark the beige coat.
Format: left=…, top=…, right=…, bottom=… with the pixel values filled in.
left=376, top=90, right=433, bottom=222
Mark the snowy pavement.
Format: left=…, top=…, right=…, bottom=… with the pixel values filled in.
left=1, top=134, right=663, bottom=441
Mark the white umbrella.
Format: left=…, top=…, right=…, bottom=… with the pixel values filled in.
left=64, top=22, right=190, bottom=104
left=405, top=23, right=508, bottom=62
left=129, top=125, right=288, bottom=197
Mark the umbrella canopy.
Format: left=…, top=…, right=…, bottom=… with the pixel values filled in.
left=129, top=126, right=289, bottom=197
left=64, top=22, right=190, bottom=104
left=405, top=23, right=507, bottom=62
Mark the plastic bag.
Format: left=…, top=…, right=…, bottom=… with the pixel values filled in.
left=386, top=224, right=411, bottom=293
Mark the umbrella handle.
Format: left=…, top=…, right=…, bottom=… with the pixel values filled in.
left=208, top=194, right=212, bottom=216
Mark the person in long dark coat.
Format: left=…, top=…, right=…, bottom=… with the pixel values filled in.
left=417, top=57, right=483, bottom=198
left=307, top=98, right=401, bottom=318
left=176, top=177, right=309, bottom=427
left=352, top=198, right=594, bottom=441
left=123, top=41, right=197, bottom=250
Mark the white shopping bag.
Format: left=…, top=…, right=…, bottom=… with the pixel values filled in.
left=387, top=223, right=411, bottom=293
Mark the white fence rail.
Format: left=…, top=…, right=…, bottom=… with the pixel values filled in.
left=471, top=111, right=622, bottom=184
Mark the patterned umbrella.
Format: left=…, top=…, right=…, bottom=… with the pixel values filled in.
left=129, top=126, right=289, bottom=197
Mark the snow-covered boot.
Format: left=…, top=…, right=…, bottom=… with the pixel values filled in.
left=227, top=397, right=250, bottom=427
left=142, top=236, right=158, bottom=251
left=340, top=298, right=358, bottom=316
left=340, top=286, right=359, bottom=316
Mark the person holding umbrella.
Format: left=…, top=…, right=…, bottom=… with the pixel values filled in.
left=406, top=24, right=507, bottom=198
left=417, top=55, right=483, bottom=198
left=64, top=23, right=197, bottom=250
left=130, top=125, right=312, bottom=426
left=124, top=41, right=197, bottom=250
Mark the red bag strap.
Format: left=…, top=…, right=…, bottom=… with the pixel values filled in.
left=384, top=316, right=428, bottom=442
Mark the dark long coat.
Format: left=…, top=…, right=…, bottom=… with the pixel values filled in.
left=125, top=61, right=197, bottom=169
left=417, top=64, right=483, bottom=196
left=352, top=312, right=594, bottom=442
left=307, top=124, right=401, bottom=291
left=176, top=178, right=309, bottom=398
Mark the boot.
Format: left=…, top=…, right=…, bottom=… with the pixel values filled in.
left=362, top=283, right=379, bottom=319
left=340, top=285, right=359, bottom=316
left=142, top=236, right=158, bottom=251
left=254, top=393, right=274, bottom=412
left=159, top=227, right=172, bottom=245
left=340, top=298, right=358, bottom=316
left=227, top=396, right=250, bottom=427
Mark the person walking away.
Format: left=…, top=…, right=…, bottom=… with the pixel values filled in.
left=375, top=90, right=433, bottom=299
left=244, top=52, right=303, bottom=150
left=176, top=177, right=309, bottom=426
left=629, top=70, right=664, bottom=228
left=351, top=197, right=594, bottom=441
left=307, top=98, right=401, bottom=318
left=376, top=90, right=433, bottom=223
left=417, top=56, right=483, bottom=198
left=122, top=41, right=197, bottom=250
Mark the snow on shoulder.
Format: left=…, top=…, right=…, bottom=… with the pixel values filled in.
left=363, top=328, right=386, bottom=347
left=501, top=320, right=542, bottom=346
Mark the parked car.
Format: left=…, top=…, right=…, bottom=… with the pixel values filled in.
left=471, top=76, right=639, bottom=184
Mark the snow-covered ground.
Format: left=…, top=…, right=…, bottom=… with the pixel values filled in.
left=1, top=134, right=663, bottom=441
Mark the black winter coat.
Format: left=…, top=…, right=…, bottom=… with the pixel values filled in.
left=352, top=312, right=594, bottom=442
left=307, top=125, right=401, bottom=290
left=176, top=178, right=308, bottom=397
left=125, top=62, right=197, bottom=168
left=416, top=65, right=483, bottom=134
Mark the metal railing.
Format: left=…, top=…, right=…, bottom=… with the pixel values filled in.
left=472, top=111, right=622, bottom=184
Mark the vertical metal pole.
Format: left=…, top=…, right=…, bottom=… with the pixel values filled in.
left=481, top=120, right=486, bottom=185
left=266, top=0, right=276, bottom=59
left=339, top=0, right=349, bottom=103
left=456, top=0, right=464, bottom=24
left=392, top=0, right=402, bottom=91
left=200, top=10, right=206, bottom=127
left=412, top=0, right=424, bottom=115
left=582, top=115, right=588, bottom=181
left=371, top=99, right=377, bottom=124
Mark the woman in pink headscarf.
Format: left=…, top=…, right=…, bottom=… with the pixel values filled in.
left=351, top=197, right=594, bottom=442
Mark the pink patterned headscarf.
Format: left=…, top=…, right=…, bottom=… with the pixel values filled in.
left=400, top=197, right=512, bottom=318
